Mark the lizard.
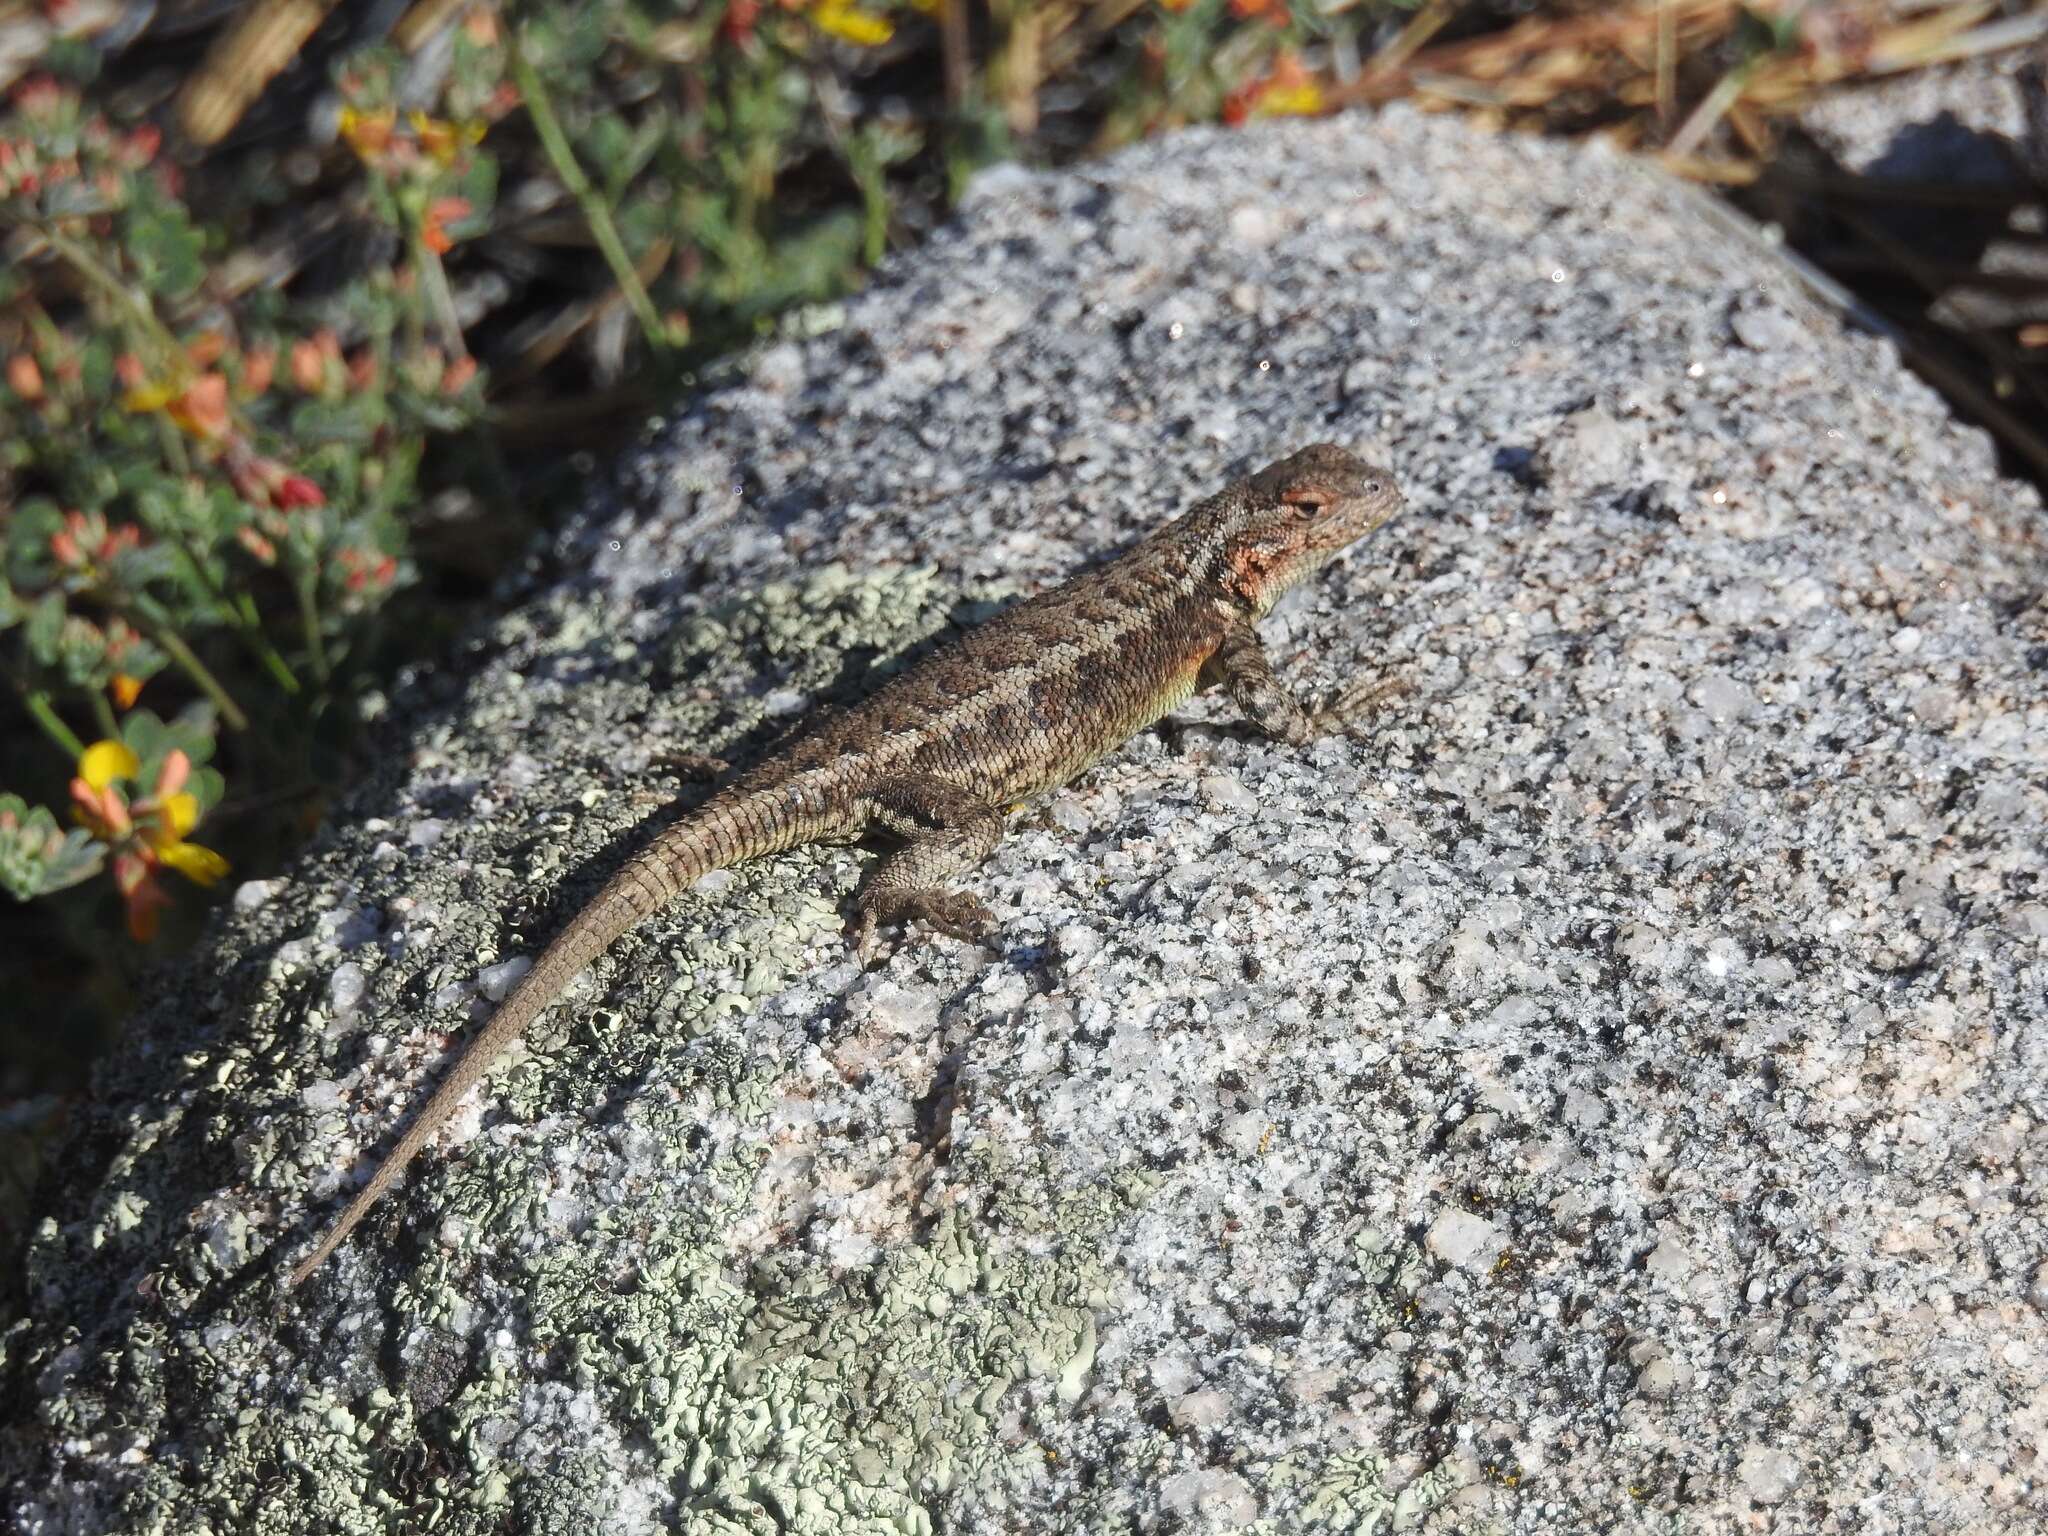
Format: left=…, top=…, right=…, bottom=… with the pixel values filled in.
left=285, top=442, right=1406, bottom=1291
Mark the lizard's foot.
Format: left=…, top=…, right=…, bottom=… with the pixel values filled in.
left=857, top=889, right=995, bottom=964
left=629, top=752, right=732, bottom=808
left=654, top=751, right=731, bottom=781
left=1310, top=674, right=1409, bottom=737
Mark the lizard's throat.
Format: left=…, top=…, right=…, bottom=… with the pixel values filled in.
left=1227, top=542, right=1328, bottom=615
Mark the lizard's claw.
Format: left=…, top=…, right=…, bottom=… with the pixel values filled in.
left=857, top=909, right=885, bottom=968
left=919, top=891, right=995, bottom=944
left=855, top=890, right=995, bottom=965
left=1311, top=674, right=1409, bottom=737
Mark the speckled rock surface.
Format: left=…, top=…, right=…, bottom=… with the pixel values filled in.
left=1797, top=46, right=2030, bottom=177
left=6, top=106, right=2046, bottom=1535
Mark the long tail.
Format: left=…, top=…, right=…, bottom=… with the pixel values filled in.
left=285, top=795, right=792, bottom=1289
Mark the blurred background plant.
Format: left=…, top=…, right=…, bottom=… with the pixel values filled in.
left=2, top=0, right=2045, bottom=1250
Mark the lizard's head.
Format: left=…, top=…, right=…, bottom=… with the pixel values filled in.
left=1218, top=443, right=1404, bottom=615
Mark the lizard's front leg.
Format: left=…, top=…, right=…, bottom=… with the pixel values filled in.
left=1207, top=621, right=1404, bottom=745
left=857, top=775, right=1005, bottom=961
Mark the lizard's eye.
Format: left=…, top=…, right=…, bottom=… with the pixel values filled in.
left=1281, top=487, right=1330, bottom=516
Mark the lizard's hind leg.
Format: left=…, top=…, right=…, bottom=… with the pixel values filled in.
left=857, top=775, right=1005, bottom=961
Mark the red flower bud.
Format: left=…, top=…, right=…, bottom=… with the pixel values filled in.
left=276, top=475, right=325, bottom=510
left=121, top=124, right=161, bottom=168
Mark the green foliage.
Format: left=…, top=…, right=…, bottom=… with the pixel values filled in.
left=0, top=794, right=102, bottom=901
left=0, top=2, right=1378, bottom=953
left=113, top=705, right=228, bottom=819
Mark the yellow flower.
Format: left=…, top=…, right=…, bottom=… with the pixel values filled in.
left=71, top=739, right=230, bottom=935
left=338, top=104, right=395, bottom=161
left=408, top=110, right=486, bottom=166
left=138, top=760, right=228, bottom=887
left=155, top=834, right=230, bottom=887
left=122, top=372, right=231, bottom=440
left=78, top=738, right=140, bottom=790
left=813, top=0, right=894, bottom=46
left=120, top=381, right=180, bottom=417
left=1255, top=81, right=1324, bottom=117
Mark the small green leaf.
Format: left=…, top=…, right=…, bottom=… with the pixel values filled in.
left=290, top=397, right=383, bottom=446
left=6, top=498, right=66, bottom=589
left=0, top=794, right=105, bottom=902
left=123, top=200, right=205, bottom=299
left=24, top=591, right=67, bottom=668
left=190, top=765, right=226, bottom=814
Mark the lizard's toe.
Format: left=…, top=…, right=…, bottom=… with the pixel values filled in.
left=1313, top=674, right=1408, bottom=736
left=855, top=908, right=887, bottom=968
left=855, top=889, right=994, bottom=957
left=924, top=891, right=994, bottom=943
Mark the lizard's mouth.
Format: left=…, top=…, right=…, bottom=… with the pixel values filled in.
left=1318, top=490, right=1404, bottom=554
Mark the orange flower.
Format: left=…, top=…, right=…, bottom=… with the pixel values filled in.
left=724, top=0, right=761, bottom=43
left=1224, top=53, right=1324, bottom=125
left=289, top=329, right=341, bottom=393
left=336, top=547, right=398, bottom=594
left=338, top=104, right=396, bottom=162
left=49, top=508, right=142, bottom=573
left=71, top=740, right=228, bottom=942
left=289, top=339, right=326, bottom=392
left=408, top=110, right=485, bottom=166
left=111, top=851, right=172, bottom=941
left=120, top=124, right=161, bottom=168
left=419, top=195, right=472, bottom=254
left=121, top=371, right=231, bottom=440
left=13, top=74, right=62, bottom=118
left=168, top=372, right=231, bottom=440
left=240, top=345, right=275, bottom=396
left=441, top=354, right=478, bottom=394
left=6, top=353, right=42, bottom=400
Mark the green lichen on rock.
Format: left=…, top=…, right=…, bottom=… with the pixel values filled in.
left=2, top=564, right=1124, bottom=1535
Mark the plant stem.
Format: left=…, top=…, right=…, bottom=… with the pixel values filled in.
left=248, top=628, right=305, bottom=696
left=130, top=613, right=250, bottom=732
left=32, top=224, right=184, bottom=369
left=89, top=689, right=119, bottom=740
left=508, top=31, right=672, bottom=354
left=389, top=208, right=426, bottom=363
left=208, top=583, right=303, bottom=697
left=413, top=234, right=466, bottom=355
left=183, top=532, right=302, bottom=695
left=295, top=567, right=331, bottom=686
left=154, top=412, right=191, bottom=478
left=23, top=691, right=86, bottom=759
